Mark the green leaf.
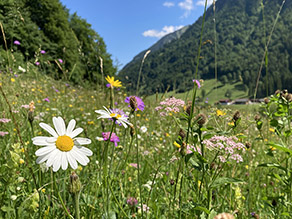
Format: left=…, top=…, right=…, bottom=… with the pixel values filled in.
left=210, top=177, right=244, bottom=188
left=1, top=206, right=14, bottom=212
left=189, top=158, right=202, bottom=171
left=270, top=119, right=278, bottom=127
left=258, top=163, right=287, bottom=172
left=267, top=142, right=292, bottom=155
left=194, top=206, right=210, bottom=214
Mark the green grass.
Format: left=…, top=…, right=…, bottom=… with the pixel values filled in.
left=147, top=79, right=249, bottom=105
left=1, top=69, right=292, bottom=218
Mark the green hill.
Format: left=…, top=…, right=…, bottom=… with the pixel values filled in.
left=119, top=0, right=292, bottom=98
left=0, top=0, right=116, bottom=85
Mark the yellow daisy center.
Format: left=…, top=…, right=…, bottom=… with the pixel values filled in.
left=110, top=113, right=121, bottom=119
left=56, top=135, right=74, bottom=151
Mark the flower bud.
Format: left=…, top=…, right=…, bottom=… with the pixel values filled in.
left=196, top=113, right=207, bottom=126
left=129, top=96, right=137, bottom=112
left=69, top=172, right=81, bottom=194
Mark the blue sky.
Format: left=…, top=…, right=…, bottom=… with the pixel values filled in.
left=60, top=0, right=213, bottom=70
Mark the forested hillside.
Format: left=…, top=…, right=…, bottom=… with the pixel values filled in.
left=119, top=0, right=292, bottom=97
left=0, top=0, right=116, bottom=85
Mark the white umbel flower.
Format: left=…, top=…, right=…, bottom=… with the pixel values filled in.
left=95, top=106, right=132, bottom=128
left=33, top=117, right=93, bottom=172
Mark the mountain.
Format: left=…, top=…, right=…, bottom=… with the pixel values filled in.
left=131, top=25, right=190, bottom=63
left=119, top=0, right=292, bottom=97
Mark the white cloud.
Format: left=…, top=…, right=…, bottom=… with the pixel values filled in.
left=163, top=2, right=175, bottom=7
left=178, top=0, right=194, bottom=17
left=196, top=0, right=214, bottom=7
left=143, top=25, right=184, bottom=38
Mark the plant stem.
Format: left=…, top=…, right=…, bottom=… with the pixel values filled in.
left=102, top=121, right=115, bottom=217
left=134, top=112, right=144, bottom=218
left=73, top=192, right=80, bottom=219
left=53, top=172, right=72, bottom=218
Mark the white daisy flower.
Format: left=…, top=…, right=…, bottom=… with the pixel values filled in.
left=95, top=106, right=132, bottom=128
left=33, top=117, right=93, bottom=172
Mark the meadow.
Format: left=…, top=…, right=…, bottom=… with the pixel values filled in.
left=1, top=0, right=291, bottom=218
left=1, top=65, right=292, bottom=219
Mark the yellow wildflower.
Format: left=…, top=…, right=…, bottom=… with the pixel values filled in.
left=11, top=78, right=15, bottom=82
left=105, top=75, right=122, bottom=88
left=173, top=141, right=181, bottom=148
left=216, top=109, right=226, bottom=116
left=269, top=128, right=275, bottom=132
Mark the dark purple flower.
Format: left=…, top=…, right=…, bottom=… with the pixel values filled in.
left=125, top=96, right=145, bottom=111
left=102, top=132, right=120, bottom=146
left=127, top=197, right=138, bottom=207
left=40, top=50, right=46, bottom=54
left=106, top=83, right=111, bottom=88
left=14, top=40, right=20, bottom=45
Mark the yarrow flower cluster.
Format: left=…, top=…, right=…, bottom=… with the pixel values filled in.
left=125, top=96, right=145, bottom=111
left=155, top=97, right=185, bottom=116
left=0, top=118, right=11, bottom=123
left=0, top=131, right=9, bottom=136
left=203, top=135, right=245, bottom=163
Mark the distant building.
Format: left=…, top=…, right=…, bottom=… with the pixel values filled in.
left=233, top=98, right=251, bottom=105
left=218, top=99, right=232, bottom=105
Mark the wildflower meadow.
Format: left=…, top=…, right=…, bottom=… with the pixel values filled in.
left=1, top=0, right=292, bottom=218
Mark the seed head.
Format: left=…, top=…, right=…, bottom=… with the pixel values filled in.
left=196, top=113, right=207, bottom=126
left=233, top=111, right=240, bottom=122
left=178, top=129, right=185, bottom=140
left=129, top=96, right=137, bottom=112
left=264, top=97, right=269, bottom=104
left=254, top=114, right=261, bottom=121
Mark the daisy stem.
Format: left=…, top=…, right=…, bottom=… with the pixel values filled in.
left=134, top=113, right=143, bottom=218
left=72, top=192, right=80, bottom=219
left=53, top=172, right=72, bottom=218
left=102, top=121, right=115, bottom=217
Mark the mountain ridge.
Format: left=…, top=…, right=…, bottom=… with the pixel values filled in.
left=119, top=0, right=292, bottom=98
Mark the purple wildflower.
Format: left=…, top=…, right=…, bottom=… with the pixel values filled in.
left=102, top=132, right=120, bottom=146
left=43, top=98, right=50, bottom=102
left=40, top=50, right=46, bottom=54
left=14, top=40, right=20, bottom=45
left=0, top=131, right=9, bottom=136
left=0, top=118, right=11, bottom=123
left=193, top=79, right=201, bottom=88
left=58, top=59, right=63, bottom=63
left=127, top=197, right=138, bottom=207
left=129, top=163, right=139, bottom=169
left=106, top=83, right=111, bottom=88
left=125, top=96, right=145, bottom=111
left=35, top=62, right=40, bottom=66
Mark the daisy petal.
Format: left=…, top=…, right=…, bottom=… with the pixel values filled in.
left=69, top=127, right=83, bottom=138
left=71, top=148, right=87, bottom=166
left=35, top=146, right=56, bottom=156
left=52, top=152, right=62, bottom=172
left=74, top=137, right=91, bottom=145
left=46, top=149, right=59, bottom=167
left=67, top=152, right=78, bottom=169
left=39, top=123, right=58, bottom=137
left=76, top=146, right=93, bottom=156
left=66, top=119, right=76, bottom=136
left=53, top=117, right=65, bottom=136
left=58, top=117, right=66, bottom=135
left=36, top=153, right=51, bottom=164
left=61, top=152, right=68, bottom=170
